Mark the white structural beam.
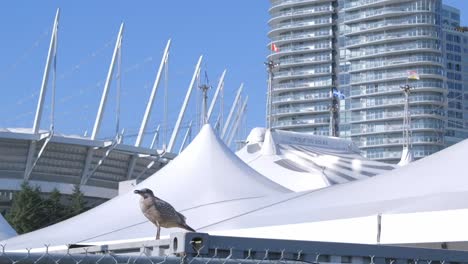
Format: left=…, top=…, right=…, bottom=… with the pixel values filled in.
left=33, top=8, right=60, bottom=134
left=91, top=23, right=124, bottom=140
left=179, top=121, right=193, bottom=154
left=206, top=69, right=226, bottom=122
left=135, top=39, right=171, bottom=147
left=150, top=124, right=161, bottom=149
left=227, top=96, right=248, bottom=147
left=167, top=55, right=203, bottom=153
left=221, top=83, right=243, bottom=140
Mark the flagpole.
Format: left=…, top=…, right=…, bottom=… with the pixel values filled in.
left=265, top=42, right=279, bottom=129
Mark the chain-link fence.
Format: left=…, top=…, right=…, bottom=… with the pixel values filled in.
left=2, top=233, right=468, bottom=264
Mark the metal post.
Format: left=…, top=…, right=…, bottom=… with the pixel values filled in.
left=206, top=70, right=226, bottom=122
left=329, top=88, right=339, bottom=137
left=221, top=83, right=243, bottom=140
left=265, top=61, right=278, bottom=129
left=91, top=23, right=124, bottom=140
left=167, top=55, right=203, bottom=153
left=32, top=8, right=60, bottom=133
left=401, top=84, right=412, bottom=149
left=199, top=83, right=210, bottom=125
left=135, top=39, right=171, bottom=147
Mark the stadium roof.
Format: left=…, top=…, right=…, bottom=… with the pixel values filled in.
left=1, top=124, right=290, bottom=250
left=237, top=128, right=396, bottom=191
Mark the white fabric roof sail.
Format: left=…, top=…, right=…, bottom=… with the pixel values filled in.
left=207, top=138, right=468, bottom=244
left=1, top=125, right=290, bottom=250
left=0, top=214, right=16, bottom=240
left=4, top=125, right=468, bottom=250
left=237, top=128, right=396, bottom=191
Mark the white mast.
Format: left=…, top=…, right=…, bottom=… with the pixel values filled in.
left=221, top=83, right=243, bottom=140
left=206, top=69, right=226, bottom=122
left=135, top=39, right=171, bottom=147
left=227, top=96, right=248, bottom=147
left=167, top=55, right=203, bottom=153
left=91, top=23, right=124, bottom=140
left=179, top=121, right=193, bottom=154
left=32, top=8, right=60, bottom=133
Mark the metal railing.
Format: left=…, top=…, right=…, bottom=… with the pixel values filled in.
left=3, top=232, right=468, bottom=264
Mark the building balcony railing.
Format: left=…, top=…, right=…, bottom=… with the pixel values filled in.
left=275, top=69, right=331, bottom=79
left=343, top=0, right=403, bottom=11
left=344, top=8, right=430, bottom=24
left=351, top=122, right=445, bottom=136
left=276, top=56, right=332, bottom=67
left=273, top=80, right=333, bottom=92
left=270, top=0, right=329, bottom=10
left=273, top=118, right=330, bottom=128
left=345, top=31, right=438, bottom=48
left=350, top=71, right=444, bottom=85
left=349, top=59, right=443, bottom=73
left=350, top=110, right=445, bottom=123
left=355, top=136, right=444, bottom=148
left=350, top=96, right=445, bottom=110
left=272, top=105, right=330, bottom=116
left=343, top=20, right=435, bottom=36
left=270, top=31, right=332, bottom=42
left=350, top=81, right=444, bottom=97
left=272, top=92, right=330, bottom=104
left=270, top=5, right=333, bottom=22
left=269, top=19, right=333, bottom=33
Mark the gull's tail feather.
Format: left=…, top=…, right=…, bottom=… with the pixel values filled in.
left=181, top=223, right=196, bottom=232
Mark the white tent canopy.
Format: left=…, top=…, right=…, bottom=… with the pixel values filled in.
left=206, top=137, right=468, bottom=244
left=1, top=125, right=290, bottom=250
left=0, top=214, right=16, bottom=240
left=4, top=126, right=468, bottom=250
left=237, top=128, right=396, bottom=191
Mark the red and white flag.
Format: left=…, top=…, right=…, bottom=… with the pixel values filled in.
left=271, top=43, right=279, bottom=52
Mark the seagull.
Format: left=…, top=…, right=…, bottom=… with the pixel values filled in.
left=134, top=188, right=195, bottom=239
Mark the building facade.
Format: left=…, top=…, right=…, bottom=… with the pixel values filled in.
left=267, top=0, right=468, bottom=163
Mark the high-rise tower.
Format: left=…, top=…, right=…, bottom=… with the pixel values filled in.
left=267, top=0, right=468, bottom=163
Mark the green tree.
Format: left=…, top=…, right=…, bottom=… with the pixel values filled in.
left=67, top=184, right=87, bottom=217
left=41, top=188, right=67, bottom=226
left=6, top=182, right=46, bottom=234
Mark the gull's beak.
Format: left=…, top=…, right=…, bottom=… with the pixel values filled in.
left=134, top=190, right=141, bottom=194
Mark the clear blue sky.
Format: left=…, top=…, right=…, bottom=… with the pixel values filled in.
left=0, top=1, right=270, bottom=147
left=0, top=1, right=467, bottom=148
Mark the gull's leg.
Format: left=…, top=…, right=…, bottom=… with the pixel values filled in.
left=156, top=223, right=161, bottom=240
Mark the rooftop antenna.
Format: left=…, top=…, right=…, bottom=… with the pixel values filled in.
left=199, top=70, right=211, bottom=126
left=33, top=8, right=60, bottom=134
left=135, top=39, right=171, bottom=147
left=91, top=23, right=124, bottom=140
left=167, top=55, right=203, bottom=153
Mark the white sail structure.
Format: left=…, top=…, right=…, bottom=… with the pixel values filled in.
left=237, top=128, right=396, bottom=191
left=0, top=214, right=16, bottom=240
left=1, top=125, right=289, bottom=250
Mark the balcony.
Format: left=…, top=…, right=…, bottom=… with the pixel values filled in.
left=270, top=0, right=332, bottom=12
left=269, top=19, right=333, bottom=36
left=270, top=31, right=332, bottom=43
left=272, top=92, right=330, bottom=104
left=276, top=55, right=332, bottom=67
left=272, top=104, right=330, bottom=117
left=269, top=5, right=333, bottom=24
left=350, top=95, right=445, bottom=110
